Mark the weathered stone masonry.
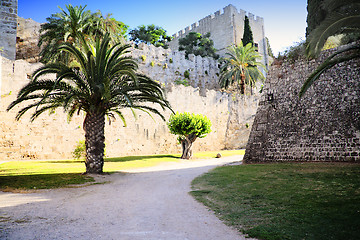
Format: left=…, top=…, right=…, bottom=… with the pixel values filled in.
left=244, top=46, right=360, bottom=163
left=0, top=43, right=260, bottom=160
left=0, top=0, right=17, bottom=60
left=169, top=4, right=269, bottom=69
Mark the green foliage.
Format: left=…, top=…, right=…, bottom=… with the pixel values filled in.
left=174, top=78, right=190, bottom=87
left=301, top=0, right=360, bottom=97
left=140, top=55, right=146, bottom=62
left=38, top=4, right=128, bottom=63
left=169, top=58, right=173, bottom=63
left=72, top=140, right=86, bottom=160
left=8, top=34, right=172, bottom=123
left=167, top=112, right=211, bottom=142
left=163, top=63, right=168, bottom=69
left=219, top=42, right=265, bottom=94
left=178, top=32, right=219, bottom=59
left=129, top=24, right=172, bottom=49
left=191, top=163, right=360, bottom=240
left=150, top=61, right=155, bottom=67
left=183, top=70, right=190, bottom=79
left=277, top=40, right=306, bottom=63
left=0, top=150, right=243, bottom=190
left=242, top=16, right=254, bottom=46
left=265, top=37, right=274, bottom=58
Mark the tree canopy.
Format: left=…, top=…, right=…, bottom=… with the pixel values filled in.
left=178, top=32, right=219, bottom=59
left=128, top=24, right=172, bottom=49
left=38, top=4, right=128, bottom=63
left=168, top=112, right=211, bottom=159
left=219, top=43, right=265, bottom=94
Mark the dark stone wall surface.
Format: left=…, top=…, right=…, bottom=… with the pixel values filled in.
left=244, top=45, right=360, bottom=163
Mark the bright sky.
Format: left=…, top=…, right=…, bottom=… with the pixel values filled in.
left=18, top=0, right=307, bottom=55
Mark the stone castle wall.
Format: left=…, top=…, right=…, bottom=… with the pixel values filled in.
left=244, top=45, right=360, bottom=163
left=0, top=0, right=17, bottom=60
left=0, top=44, right=260, bottom=161
left=16, top=17, right=41, bottom=62
left=168, top=4, right=268, bottom=68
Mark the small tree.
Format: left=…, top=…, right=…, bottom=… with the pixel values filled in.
left=168, top=112, right=211, bottom=159
left=128, top=24, right=172, bottom=48
left=242, top=16, right=254, bottom=47
left=178, top=32, right=219, bottom=59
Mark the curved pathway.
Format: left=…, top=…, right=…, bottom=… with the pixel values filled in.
left=0, top=156, right=254, bottom=240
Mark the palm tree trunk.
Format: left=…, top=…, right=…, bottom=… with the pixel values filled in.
left=240, top=74, right=245, bottom=94
left=180, top=133, right=197, bottom=159
left=83, top=111, right=105, bottom=173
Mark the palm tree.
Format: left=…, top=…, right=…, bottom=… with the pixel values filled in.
left=299, top=0, right=360, bottom=97
left=8, top=34, right=172, bottom=174
left=91, top=10, right=128, bottom=45
left=38, top=5, right=127, bottom=63
left=38, top=4, right=93, bottom=63
left=219, top=42, right=265, bottom=94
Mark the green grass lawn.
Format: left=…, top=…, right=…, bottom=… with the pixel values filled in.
left=0, top=150, right=244, bottom=191
left=190, top=163, right=360, bottom=240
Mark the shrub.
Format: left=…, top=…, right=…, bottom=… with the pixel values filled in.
left=72, top=140, right=86, bottom=160
left=174, top=78, right=190, bottom=87
left=184, top=70, right=190, bottom=79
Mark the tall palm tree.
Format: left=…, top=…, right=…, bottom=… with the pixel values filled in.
left=8, top=34, right=172, bottom=174
left=91, top=10, right=128, bottom=45
left=299, top=0, right=360, bottom=97
left=38, top=4, right=93, bottom=63
left=38, top=5, right=127, bottom=64
left=219, top=42, right=265, bottom=94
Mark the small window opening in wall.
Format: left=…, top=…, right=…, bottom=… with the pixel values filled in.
left=254, top=43, right=259, bottom=52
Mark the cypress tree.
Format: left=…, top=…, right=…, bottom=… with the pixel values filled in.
left=242, top=16, right=254, bottom=46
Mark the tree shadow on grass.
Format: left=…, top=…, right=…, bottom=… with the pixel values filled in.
left=41, top=154, right=180, bottom=164
left=0, top=173, right=95, bottom=192
left=105, top=154, right=180, bottom=162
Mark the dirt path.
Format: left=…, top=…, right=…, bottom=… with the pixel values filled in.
left=0, top=156, right=254, bottom=240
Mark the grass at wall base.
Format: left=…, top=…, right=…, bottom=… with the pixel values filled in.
left=191, top=162, right=360, bottom=240
left=0, top=150, right=244, bottom=191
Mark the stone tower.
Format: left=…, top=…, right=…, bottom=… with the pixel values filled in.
left=0, top=0, right=18, bottom=60
left=168, top=4, right=269, bottom=69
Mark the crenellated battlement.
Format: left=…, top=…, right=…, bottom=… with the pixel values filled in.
left=168, top=4, right=268, bottom=69
left=171, top=4, right=264, bottom=39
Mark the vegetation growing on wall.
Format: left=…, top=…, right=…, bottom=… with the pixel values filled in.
left=129, top=24, right=172, bottom=49
left=178, top=32, right=219, bottom=59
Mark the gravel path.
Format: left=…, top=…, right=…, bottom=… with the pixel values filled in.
left=0, top=156, right=254, bottom=240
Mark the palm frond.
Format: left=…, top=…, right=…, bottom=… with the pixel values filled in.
left=300, top=44, right=360, bottom=97
left=306, top=2, right=360, bottom=58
